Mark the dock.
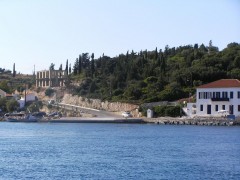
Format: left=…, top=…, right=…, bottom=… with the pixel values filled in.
left=48, top=117, right=145, bottom=123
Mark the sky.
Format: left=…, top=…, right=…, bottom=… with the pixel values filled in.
left=0, top=0, right=239, bottom=74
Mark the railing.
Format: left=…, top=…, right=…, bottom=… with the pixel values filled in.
left=211, top=97, right=229, bottom=101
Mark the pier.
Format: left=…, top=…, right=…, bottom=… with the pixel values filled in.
left=48, top=117, right=145, bottom=123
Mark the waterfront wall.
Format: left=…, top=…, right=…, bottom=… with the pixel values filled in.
left=143, top=117, right=240, bottom=126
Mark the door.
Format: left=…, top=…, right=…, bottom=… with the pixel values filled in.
left=229, top=105, right=234, bottom=115
left=207, top=105, right=211, bottom=114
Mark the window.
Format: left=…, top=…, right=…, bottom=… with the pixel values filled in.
left=222, top=105, right=225, bottom=110
left=204, top=92, right=207, bottom=99
left=213, top=92, right=216, bottom=98
left=200, top=105, right=203, bottom=111
left=215, top=105, right=218, bottom=111
left=238, top=105, right=240, bottom=112
left=222, top=92, right=228, bottom=98
left=199, top=92, right=204, bottom=99
left=230, top=92, right=233, bottom=99
left=238, top=91, right=240, bottom=98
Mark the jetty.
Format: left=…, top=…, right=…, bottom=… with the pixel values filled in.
left=48, top=117, right=145, bottom=124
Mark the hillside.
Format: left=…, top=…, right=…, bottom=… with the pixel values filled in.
left=1, top=41, right=240, bottom=105
left=67, top=41, right=240, bottom=103
left=0, top=70, right=34, bottom=94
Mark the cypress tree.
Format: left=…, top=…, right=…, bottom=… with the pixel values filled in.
left=73, top=58, right=78, bottom=75
left=155, top=47, right=158, bottom=60
left=69, top=63, right=71, bottom=74
left=65, top=59, right=68, bottom=75
left=91, top=53, right=95, bottom=78
left=13, top=63, right=16, bottom=77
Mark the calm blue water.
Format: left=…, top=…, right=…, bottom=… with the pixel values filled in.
left=0, top=122, right=239, bottom=180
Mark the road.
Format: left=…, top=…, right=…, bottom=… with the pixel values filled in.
left=52, top=103, right=122, bottom=118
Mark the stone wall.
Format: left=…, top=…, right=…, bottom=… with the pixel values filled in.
left=61, top=94, right=139, bottom=112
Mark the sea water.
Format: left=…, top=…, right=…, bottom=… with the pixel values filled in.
left=0, top=122, right=239, bottom=180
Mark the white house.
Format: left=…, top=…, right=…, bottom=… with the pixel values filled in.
left=17, top=92, right=36, bottom=108
left=195, top=79, right=240, bottom=117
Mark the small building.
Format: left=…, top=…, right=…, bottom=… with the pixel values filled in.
left=18, top=98, right=25, bottom=109
left=147, top=109, right=153, bottom=118
left=195, top=79, right=240, bottom=117
left=36, top=69, right=67, bottom=87
left=25, top=92, right=36, bottom=102
left=17, top=92, right=37, bottom=108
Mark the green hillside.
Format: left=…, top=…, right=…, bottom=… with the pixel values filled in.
left=67, top=41, right=240, bottom=104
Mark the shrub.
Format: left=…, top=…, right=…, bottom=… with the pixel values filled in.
left=153, top=105, right=167, bottom=117
left=165, top=106, right=180, bottom=117
left=45, top=88, right=55, bottom=97
left=153, top=105, right=181, bottom=117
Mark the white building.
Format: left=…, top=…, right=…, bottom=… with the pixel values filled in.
left=25, top=93, right=36, bottom=102
left=17, top=92, right=36, bottom=108
left=195, top=79, right=240, bottom=117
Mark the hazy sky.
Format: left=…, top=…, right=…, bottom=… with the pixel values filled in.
left=0, top=0, right=239, bottom=74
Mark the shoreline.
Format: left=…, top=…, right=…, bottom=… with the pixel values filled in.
left=1, top=116, right=240, bottom=126
left=142, top=117, right=240, bottom=126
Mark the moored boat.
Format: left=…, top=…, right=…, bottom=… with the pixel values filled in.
left=5, top=113, right=40, bottom=122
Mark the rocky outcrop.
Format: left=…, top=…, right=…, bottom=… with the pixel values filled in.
left=61, top=94, right=139, bottom=112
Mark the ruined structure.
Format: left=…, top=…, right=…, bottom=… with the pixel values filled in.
left=36, top=70, right=67, bottom=87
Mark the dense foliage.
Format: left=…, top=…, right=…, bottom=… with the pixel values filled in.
left=67, top=42, right=240, bottom=103
left=153, top=105, right=182, bottom=117
left=45, top=88, right=55, bottom=97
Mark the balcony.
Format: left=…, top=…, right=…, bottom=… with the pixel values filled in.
left=211, top=97, right=229, bottom=101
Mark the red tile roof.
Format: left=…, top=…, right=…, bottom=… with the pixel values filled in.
left=198, top=79, right=240, bottom=88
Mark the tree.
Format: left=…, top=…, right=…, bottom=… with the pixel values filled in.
left=160, top=52, right=166, bottom=75
left=0, top=97, right=7, bottom=112
left=78, top=55, right=82, bottom=74
left=233, top=56, right=240, bottom=68
left=154, top=47, right=158, bottom=60
left=45, top=88, right=55, bottom=97
left=13, top=63, right=16, bottom=77
left=91, top=53, right=95, bottom=78
left=69, top=63, right=72, bottom=74
left=59, top=64, right=62, bottom=71
left=126, top=51, right=129, bottom=60
left=6, top=99, right=19, bottom=112
left=81, top=53, right=89, bottom=69
left=28, top=102, right=41, bottom=112
left=49, top=63, right=55, bottom=70
left=73, top=58, right=79, bottom=75
left=65, top=59, right=68, bottom=75
left=0, top=80, right=11, bottom=93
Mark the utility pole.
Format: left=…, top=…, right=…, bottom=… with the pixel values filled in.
left=24, top=83, right=27, bottom=106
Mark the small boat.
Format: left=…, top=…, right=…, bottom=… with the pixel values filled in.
left=5, top=113, right=40, bottom=122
